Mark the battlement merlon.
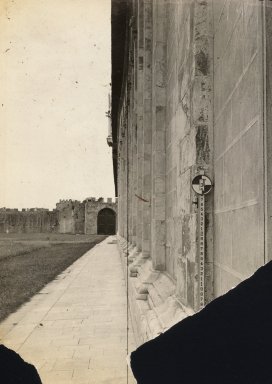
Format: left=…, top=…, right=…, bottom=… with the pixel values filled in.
left=0, top=207, right=52, bottom=213
left=56, top=200, right=83, bottom=210
left=58, top=199, right=82, bottom=204
left=84, top=197, right=118, bottom=204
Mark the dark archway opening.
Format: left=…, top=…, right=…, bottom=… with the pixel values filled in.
left=97, top=208, right=116, bottom=235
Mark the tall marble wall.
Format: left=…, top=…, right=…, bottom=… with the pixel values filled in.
left=117, top=0, right=212, bottom=324
left=213, top=0, right=264, bottom=296
left=114, top=0, right=270, bottom=344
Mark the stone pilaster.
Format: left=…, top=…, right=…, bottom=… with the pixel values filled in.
left=132, top=55, right=138, bottom=246
left=123, top=108, right=129, bottom=241
left=131, top=33, right=137, bottom=246
left=118, top=102, right=129, bottom=240
left=118, top=149, right=124, bottom=238
left=128, top=94, right=133, bottom=244
left=141, top=0, right=153, bottom=258
left=151, top=0, right=167, bottom=271
left=136, top=0, right=144, bottom=251
left=128, top=18, right=137, bottom=246
left=264, top=1, right=272, bottom=262
left=117, top=153, right=122, bottom=237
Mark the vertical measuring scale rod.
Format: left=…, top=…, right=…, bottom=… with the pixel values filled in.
left=198, top=194, right=205, bottom=309
left=192, top=172, right=212, bottom=310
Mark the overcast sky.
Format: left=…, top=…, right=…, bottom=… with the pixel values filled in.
left=0, top=0, right=114, bottom=209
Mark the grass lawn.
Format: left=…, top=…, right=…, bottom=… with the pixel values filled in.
left=0, top=234, right=107, bottom=322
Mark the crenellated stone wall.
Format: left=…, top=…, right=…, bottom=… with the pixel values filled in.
left=0, top=208, right=58, bottom=233
left=0, top=198, right=117, bottom=235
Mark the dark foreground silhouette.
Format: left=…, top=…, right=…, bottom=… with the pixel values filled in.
left=0, top=344, right=42, bottom=383
left=131, top=261, right=272, bottom=384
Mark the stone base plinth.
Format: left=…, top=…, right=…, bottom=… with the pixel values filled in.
left=117, top=236, right=194, bottom=346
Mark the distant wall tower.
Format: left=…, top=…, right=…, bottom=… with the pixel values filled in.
left=56, top=200, right=85, bottom=234
left=84, top=197, right=117, bottom=235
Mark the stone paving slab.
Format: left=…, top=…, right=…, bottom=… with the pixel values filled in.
left=0, top=236, right=136, bottom=384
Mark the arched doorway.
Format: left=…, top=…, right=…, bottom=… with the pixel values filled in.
left=97, top=208, right=116, bottom=235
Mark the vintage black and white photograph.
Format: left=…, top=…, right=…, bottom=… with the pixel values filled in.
left=1, top=0, right=272, bottom=383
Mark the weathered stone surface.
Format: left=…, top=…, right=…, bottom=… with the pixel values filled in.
left=112, top=0, right=269, bottom=346
left=213, top=0, right=264, bottom=297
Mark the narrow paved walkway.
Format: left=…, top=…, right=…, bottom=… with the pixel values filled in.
left=0, top=236, right=136, bottom=384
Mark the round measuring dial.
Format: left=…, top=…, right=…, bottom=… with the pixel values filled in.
left=192, top=175, right=212, bottom=195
